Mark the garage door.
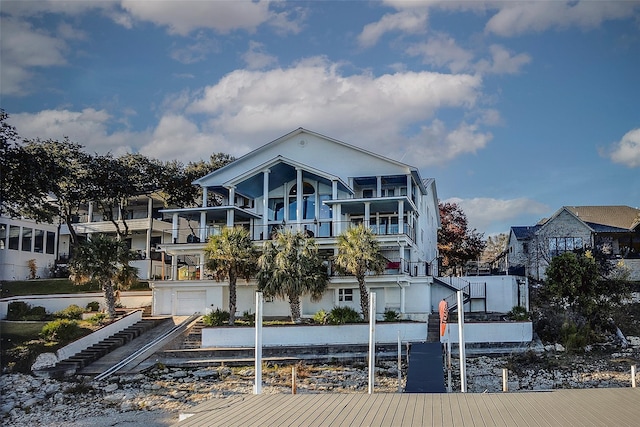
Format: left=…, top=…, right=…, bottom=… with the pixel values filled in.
left=176, top=291, right=206, bottom=315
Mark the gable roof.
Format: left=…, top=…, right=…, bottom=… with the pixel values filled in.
left=511, top=225, right=541, bottom=240
left=565, top=206, right=640, bottom=230
left=193, top=128, right=428, bottom=194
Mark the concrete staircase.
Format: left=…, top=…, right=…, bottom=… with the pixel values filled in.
left=180, top=319, right=205, bottom=349
left=39, top=319, right=164, bottom=377
left=427, top=314, right=440, bottom=342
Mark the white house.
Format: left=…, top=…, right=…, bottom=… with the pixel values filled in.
left=151, top=128, right=441, bottom=320
left=0, top=216, right=59, bottom=280
left=58, top=194, right=177, bottom=280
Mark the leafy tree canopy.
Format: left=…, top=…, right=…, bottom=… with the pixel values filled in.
left=437, top=202, right=486, bottom=275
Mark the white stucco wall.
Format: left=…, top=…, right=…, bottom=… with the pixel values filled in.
left=0, top=292, right=151, bottom=320
left=430, top=275, right=525, bottom=313
left=202, top=322, right=427, bottom=347
left=441, top=321, right=532, bottom=344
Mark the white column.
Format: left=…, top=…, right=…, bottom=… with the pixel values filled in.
left=457, top=290, right=467, bottom=393
left=332, top=180, right=338, bottom=199
left=227, top=186, right=235, bottom=227
left=364, top=202, right=371, bottom=227
left=296, top=168, right=303, bottom=230
left=199, top=251, right=205, bottom=281
left=376, top=176, right=382, bottom=197
left=400, top=286, right=405, bottom=314
left=88, top=202, right=93, bottom=222
left=398, top=200, right=404, bottom=234
left=171, top=253, right=178, bottom=281
left=147, top=197, right=153, bottom=279
left=172, top=213, right=178, bottom=243
left=406, top=174, right=412, bottom=201
left=262, top=169, right=270, bottom=238
left=368, top=292, right=376, bottom=394
left=202, top=186, right=208, bottom=208
left=200, top=211, right=207, bottom=242
left=334, top=204, right=342, bottom=235
left=254, top=292, right=264, bottom=394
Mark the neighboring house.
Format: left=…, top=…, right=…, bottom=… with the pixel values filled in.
left=0, top=216, right=59, bottom=280
left=508, top=206, right=640, bottom=280
left=151, top=128, right=442, bottom=320
left=58, top=194, right=178, bottom=280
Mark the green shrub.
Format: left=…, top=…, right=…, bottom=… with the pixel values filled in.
left=313, top=309, right=329, bottom=324
left=54, top=304, right=84, bottom=320
left=7, top=301, right=31, bottom=320
left=328, top=306, right=362, bottom=325
left=560, top=321, right=589, bottom=352
left=86, top=301, right=100, bottom=312
left=41, top=319, right=82, bottom=342
left=241, top=310, right=255, bottom=326
left=23, top=306, right=48, bottom=321
left=202, top=308, right=230, bottom=326
left=383, top=308, right=400, bottom=322
left=507, top=305, right=530, bottom=321
left=86, top=313, right=107, bottom=325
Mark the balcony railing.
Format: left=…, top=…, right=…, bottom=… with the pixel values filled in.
left=161, top=220, right=416, bottom=245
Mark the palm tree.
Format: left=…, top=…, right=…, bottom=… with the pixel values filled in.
left=204, top=226, right=258, bottom=325
left=258, top=229, right=328, bottom=323
left=334, top=224, right=385, bottom=321
left=69, top=234, right=138, bottom=319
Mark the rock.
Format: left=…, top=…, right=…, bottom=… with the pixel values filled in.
left=22, top=397, right=41, bottom=408
left=1, top=401, right=15, bottom=414
left=104, top=383, right=119, bottom=393
left=555, top=343, right=565, bottom=352
left=193, top=369, right=218, bottom=378
left=31, top=353, right=58, bottom=371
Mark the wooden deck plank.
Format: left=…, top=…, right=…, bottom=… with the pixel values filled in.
left=175, top=388, right=640, bottom=426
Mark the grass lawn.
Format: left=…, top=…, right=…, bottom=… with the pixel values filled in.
left=0, top=279, right=150, bottom=298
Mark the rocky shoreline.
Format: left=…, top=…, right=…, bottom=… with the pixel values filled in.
left=2, top=341, right=639, bottom=427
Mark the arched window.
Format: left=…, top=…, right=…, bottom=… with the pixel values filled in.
left=288, top=182, right=316, bottom=220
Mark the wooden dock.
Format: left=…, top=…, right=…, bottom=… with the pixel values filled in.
left=175, top=388, right=640, bottom=426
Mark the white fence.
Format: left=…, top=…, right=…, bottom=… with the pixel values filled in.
left=202, top=322, right=428, bottom=348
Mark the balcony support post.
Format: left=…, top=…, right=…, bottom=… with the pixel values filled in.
left=263, top=169, right=270, bottom=237
left=398, top=200, right=404, bottom=235
left=200, top=211, right=207, bottom=242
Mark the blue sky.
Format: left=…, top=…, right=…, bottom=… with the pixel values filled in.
left=2, top=0, right=639, bottom=236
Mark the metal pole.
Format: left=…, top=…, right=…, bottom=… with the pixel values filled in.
left=632, top=365, right=637, bottom=388
left=254, top=292, right=263, bottom=394
left=368, top=292, right=376, bottom=394
left=397, top=331, right=402, bottom=392
left=457, top=290, right=467, bottom=393
left=502, top=368, right=508, bottom=392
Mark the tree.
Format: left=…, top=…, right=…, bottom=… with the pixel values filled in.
left=334, top=224, right=386, bottom=321
left=545, top=250, right=630, bottom=321
left=257, top=230, right=328, bottom=322
left=482, top=233, right=508, bottom=263
left=437, top=202, right=486, bottom=276
left=6, top=137, right=93, bottom=245
left=204, top=227, right=259, bottom=325
left=69, top=234, right=138, bottom=319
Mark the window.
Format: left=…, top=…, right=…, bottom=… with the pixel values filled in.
left=362, top=189, right=374, bottom=198
left=268, top=198, right=285, bottom=221
left=8, top=225, right=19, bottom=250
left=46, top=231, right=56, bottom=254
left=288, top=182, right=315, bottom=220
left=548, top=237, right=583, bottom=257
left=34, top=229, right=44, bottom=253
left=0, top=224, right=6, bottom=250
left=339, top=288, right=353, bottom=302
left=522, top=243, right=529, bottom=254
left=22, top=227, right=32, bottom=252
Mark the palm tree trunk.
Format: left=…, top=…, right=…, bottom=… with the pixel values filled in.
left=228, top=270, right=237, bottom=325
left=289, top=292, right=301, bottom=323
left=103, top=280, right=117, bottom=319
left=358, top=276, right=369, bottom=321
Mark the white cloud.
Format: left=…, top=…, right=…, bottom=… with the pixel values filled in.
left=9, top=108, right=140, bottom=156
left=120, top=0, right=286, bottom=36
left=406, top=34, right=474, bottom=73
left=607, top=128, right=640, bottom=168
left=185, top=57, right=484, bottom=166
left=485, top=1, right=639, bottom=37
left=358, top=9, right=429, bottom=47
left=445, top=196, right=549, bottom=234
left=0, top=16, right=68, bottom=95
left=242, top=41, right=278, bottom=70
left=169, top=33, right=220, bottom=64
left=475, top=44, right=531, bottom=75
